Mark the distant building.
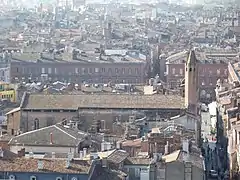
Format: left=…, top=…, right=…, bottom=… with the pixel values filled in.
left=6, top=93, right=184, bottom=135
left=0, top=82, right=17, bottom=102
left=8, top=124, right=92, bottom=154
left=166, top=50, right=235, bottom=103
left=0, top=148, right=127, bottom=180
left=9, top=50, right=147, bottom=84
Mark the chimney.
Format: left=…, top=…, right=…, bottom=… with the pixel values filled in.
left=101, top=120, right=106, bottom=130
left=182, top=139, right=189, bottom=153
left=238, top=11, right=240, bottom=26
left=79, top=151, right=83, bottom=159
left=0, top=147, right=3, bottom=158
left=52, top=152, right=56, bottom=158
left=233, top=99, right=237, bottom=107
left=17, top=148, right=25, bottom=157
left=237, top=113, right=240, bottom=121
left=50, top=133, right=53, bottom=144
left=116, top=141, right=122, bottom=149
left=102, top=157, right=108, bottom=168
left=164, top=141, right=169, bottom=155
left=29, top=151, right=34, bottom=158
left=83, top=148, right=87, bottom=157
left=66, top=159, right=70, bottom=168
left=37, top=160, right=44, bottom=170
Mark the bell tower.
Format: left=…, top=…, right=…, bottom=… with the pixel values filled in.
left=185, top=49, right=201, bottom=147
left=185, top=49, right=198, bottom=115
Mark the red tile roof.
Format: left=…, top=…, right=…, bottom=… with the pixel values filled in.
left=0, top=158, right=91, bottom=173
left=22, top=94, right=184, bottom=110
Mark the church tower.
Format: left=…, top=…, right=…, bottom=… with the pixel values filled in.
left=185, top=49, right=201, bottom=147
left=185, top=49, right=198, bottom=115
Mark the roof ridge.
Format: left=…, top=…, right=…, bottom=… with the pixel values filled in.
left=9, top=125, right=54, bottom=143
left=54, top=125, right=77, bottom=140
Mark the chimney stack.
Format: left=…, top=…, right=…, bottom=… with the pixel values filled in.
left=79, top=151, right=83, bottom=159
left=50, top=133, right=53, bottom=144
left=0, top=147, right=3, bottom=158
left=182, top=139, right=189, bottom=153
left=238, top=11, right=240, bottom=26
left=83, top=148, right=87, bottom=157
left=52, top=152, right=56, bottom=158
left=164, top=141, right=169, bottom=155
left=17, top=148, right=25, bottom=157
left=116, top=141, right=122, bottom=149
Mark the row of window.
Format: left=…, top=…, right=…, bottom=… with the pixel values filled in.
left=41, top=67, right=140, bottom=75
left=17, top=67, right=141, bottom=75
left=170, top=68, right=228, bottom=76
left=1, top=94, right=13, bottom=99
left=9, top=175, right=77, bottom=180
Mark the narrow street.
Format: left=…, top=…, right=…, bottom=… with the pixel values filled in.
left=201, top=111, right=217, bottom=180
left=201, top=104, right=229, bottom=180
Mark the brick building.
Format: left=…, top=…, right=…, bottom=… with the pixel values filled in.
left=166, top=50, right=238, bottom=103
left=8, top=50, right=147, bottom=84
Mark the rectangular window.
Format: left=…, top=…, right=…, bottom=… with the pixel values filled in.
left=179, top=68, right=183, bottom=75
left=122, top=68, right=125, bottom=74
left=82, top=68, right=85, bottom=74
left=41, top=67, right=45, bottom=74
left=95, top=68, right=99, bottom=73
left=48, top=68, right=52, bottom=74
left=75, top=68, right=78, bottom=74
left=135, top=68, right=139, bottom=75
left=135, top=168, right=140, bottom=177
left=54, top=68, right=57, bottom=74
left=89, top=68, right=92, bottom=74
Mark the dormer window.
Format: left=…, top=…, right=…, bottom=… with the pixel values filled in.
left=30, top=176, right=37, bottom=180
left=9, top=175, right=15, bottom=180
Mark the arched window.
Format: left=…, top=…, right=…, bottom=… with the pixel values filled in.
left=34, top=118, right=39, bottom=130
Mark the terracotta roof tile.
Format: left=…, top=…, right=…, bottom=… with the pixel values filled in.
left=107, top=150, right=129, bottom=164
left=0, top=158, right=91, bottom=173
left=22, top=94, right=184, bottom=110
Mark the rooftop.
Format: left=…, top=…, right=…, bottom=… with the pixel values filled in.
left=166, top=50, right=239, bottom=64
left=0, top=158, right=91, bottom=173
left=21, top=93, right=184, bottom=110
left=8, top=124, right=88, bottom=147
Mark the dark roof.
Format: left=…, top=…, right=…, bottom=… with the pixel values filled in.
left=21, top=93, right=184, bottom=110
left=0, top=148, right=18, bottom=160
left=95, top=168, right=127, bottom=180
left=107, top=150, right=129, bottom=164
left=0, top=158, right=91, bottom=173
left=8, top=124, right=88, bottom=147
left=177, top=151, right=204, bottom=169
